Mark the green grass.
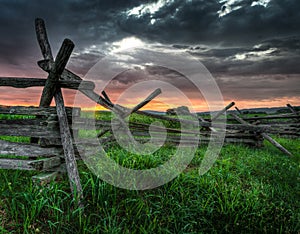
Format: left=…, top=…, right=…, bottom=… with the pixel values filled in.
left=0, top=140, right=299, bottom=233
left=0, top=114, right=35, bottom=120
left=0, top=113, right=299, bottom=233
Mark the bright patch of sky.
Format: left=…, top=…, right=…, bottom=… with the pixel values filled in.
left=72, top=44, right=100, bottom=56
left=127, top=0, right=173, bottom=24
left=218, top=0, right=272, bottom=17
left=234, top=47, right=277, bottom=61
left=111, top=37, right=145, bottom=53
left=127, top=0, right=173, bottom=17
left=218, top=0, right=244, bottom=17
left=251, top=0, right=271, bottom=7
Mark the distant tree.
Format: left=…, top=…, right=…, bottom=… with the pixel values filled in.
left=276, top=109, right=289, bottom=114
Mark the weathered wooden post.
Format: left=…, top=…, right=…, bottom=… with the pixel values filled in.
left=287, top=104, right=300, bottom=117
left=35, top=18, right=83, bottom=206
left=211, top=101, right=235, bottom=121
left=235, top=106, right=242, bottom=115
left=39, top=38, right=74, bottom=107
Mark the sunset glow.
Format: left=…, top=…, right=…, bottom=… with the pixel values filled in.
left=1, top=85, right=299, bottom=113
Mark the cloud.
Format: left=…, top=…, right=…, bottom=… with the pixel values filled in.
left=216, top=74, right=300, bottom=101
left=1, top=0, right=299, bottom=74
left=187, top=36, right=300, bottom=75
left=0, top=0, right=299, bottom=108
left=69, top=46, right=105, bottom=76
left=120, top=0, right=300, bottom=46
left=0, top=0, right=149, bottom=75
left=119, top=0, right=220, bottom=44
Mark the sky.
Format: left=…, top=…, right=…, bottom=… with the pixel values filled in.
left=0, top=0, right=299, bottom=111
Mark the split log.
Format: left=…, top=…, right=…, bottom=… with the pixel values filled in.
left=0, top=105, right=78, bottom=117
left=118, top=135, right=259, bottom=146
left=54, top=89, right=83, bottom=202
left=97, top=135, right=260, bottom=147
left=0, top=77, right=94, bottom=90
left=230, top=113, right=292, bottom=156
left=226, top=114, right=300, bottom=122
left=0, top=124, right=60, bottom=138
left=101, top=90, right=112, bottom=103
left=39, top=39, right=74, bottom=107
left=0, top=140, right=63, bottom=157
left=130, top=130, right=259, bottom=140
left=235, top=106, right=242, bottom=115
left=272, top=121, right=300, bottom=126
left=128, top=122, right=200, bottom=135
left=0, top=159, right=36, bottom=170
left=31, top=164, right=68, bottom=185
left=286, top=104, right=299, bottom=116
left=32, top=171, right=60, bottom=185
left=0, top=157, right=61, bottom=171
left=28, top=157, right=61, bottom=170
left=133, top=111, right=269, bottom=132
left=35, top=18, right=53, bottom=60
left=128, top=88, right=162, bottom=114
left=211, top=102, right=235, bottom=121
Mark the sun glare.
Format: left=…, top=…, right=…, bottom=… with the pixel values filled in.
left=112, top=37, right=145, bottom=52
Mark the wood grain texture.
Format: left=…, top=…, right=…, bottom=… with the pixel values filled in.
left=39, top=39, right=74, bottom=107
left=54, top=89, right=83, bottom=201
left=0, top=105, right=78, bottom=116
left=230, top=113, right=292, bottom=156
left=35, top=18, right=53, bottom=60
left=0, top=140, right=63, bottom=157
left=211, top=102, right=235, bottom=121
left=0, top=124, right=60, bottom=138
left=0, top=77, right=94, bottom=90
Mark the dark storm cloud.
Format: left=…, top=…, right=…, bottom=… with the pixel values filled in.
left=0, top=1, right=69, bottom=66
left=100, top=64, right=299, bottom=103
left=116, top=0, right=300, bottom=79
left=217, top=0, right=300, bottom=46
left=216, top=74, right=300, bottom=101
left=104, top=65, right=199, bottom=92
left=0, top=0, right=148, bottom=75
left=102, top=65, right=204, bottom=105
left=0, top=0, right=299, bottom=106
left=119, top=0, right=221, bottom=44
left=106, top=66, right=184, bottom=86
left=188, top=36, right=300, bottom=75
left=1, top=0, right=299, bottom=75
left=69, top=51, right=105, bottom=76
left=120, top=0, right=300, bottom=46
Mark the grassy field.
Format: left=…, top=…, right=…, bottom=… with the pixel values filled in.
left=0, top=113, right=299, bottom=233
